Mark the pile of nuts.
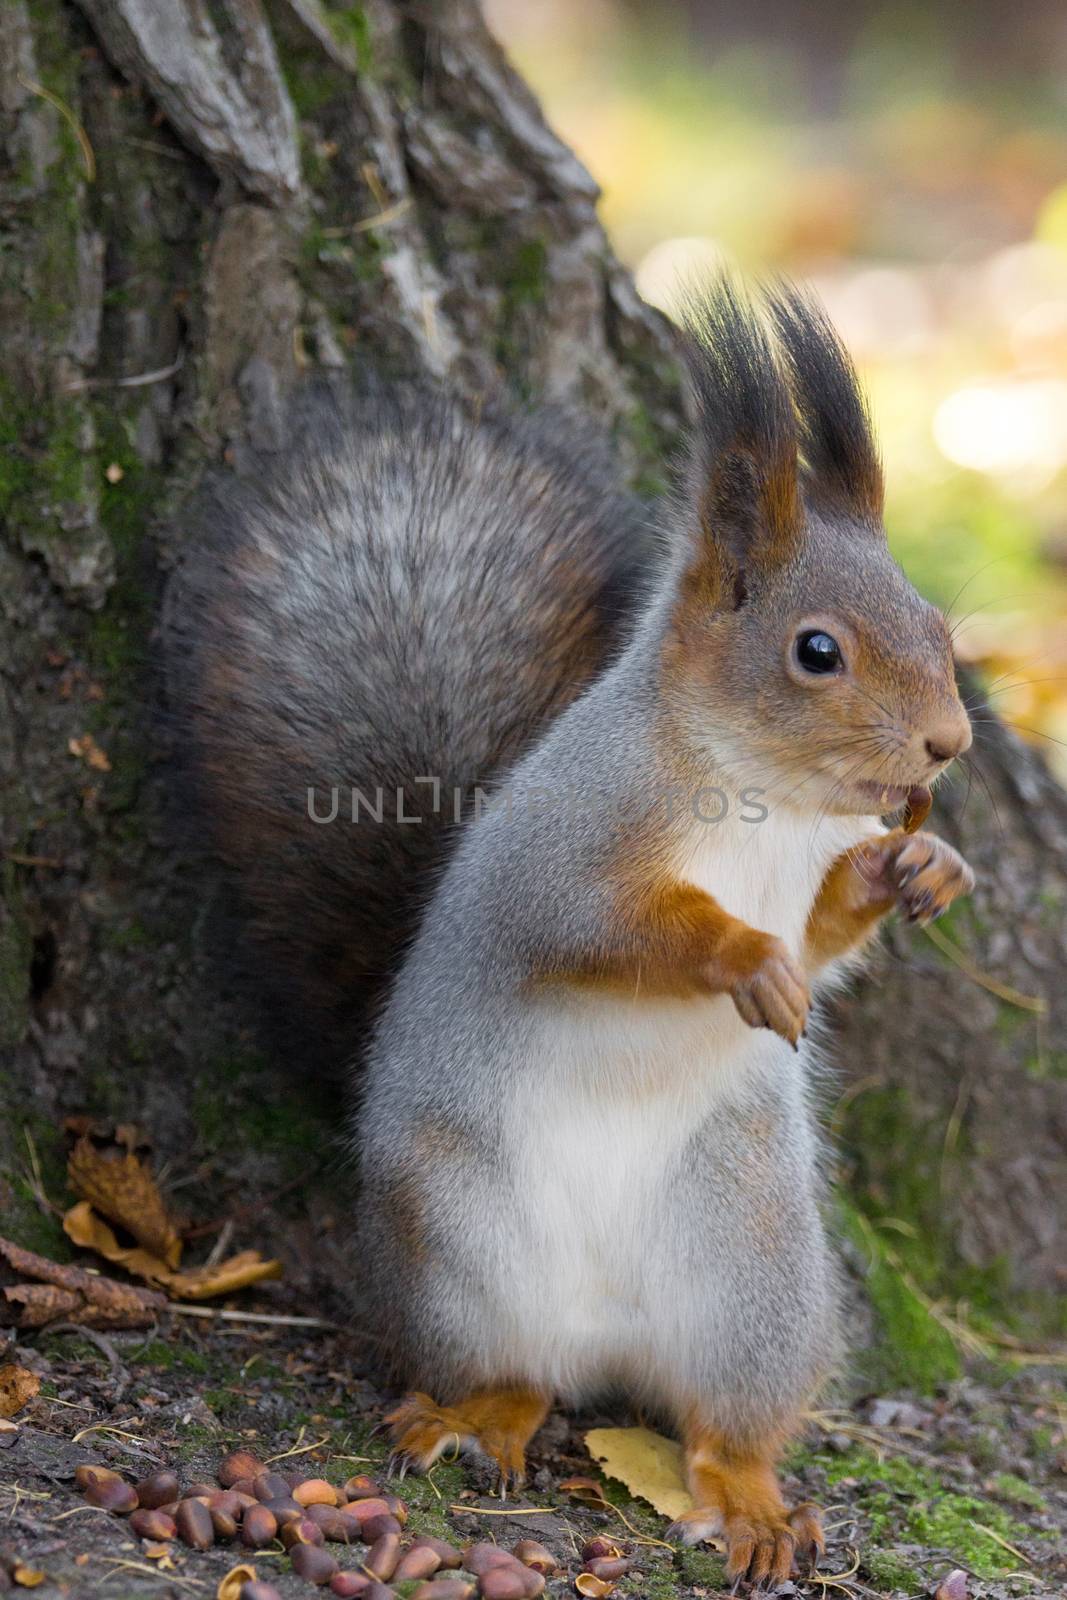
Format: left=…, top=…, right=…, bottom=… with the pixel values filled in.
left=74, top=1449, right=634, bottom=1597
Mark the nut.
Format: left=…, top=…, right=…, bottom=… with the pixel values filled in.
left=134, top=1471, right=180, bottom=1509
left=585, top=1558, right=631, bottom=1580
left=281, top=1516, right=325, bottom=1549
left=175, top=1497, right=215, bottom=1550
left=340, top=1496, right=390, bottom=1527
left=329, top=1578, right=371, bottom=1598
left=393, top=1545, right=440, bottom=1582
left=129, top=1509, right=177, bottom=1541
left=364, top=1530, right=401, bottom=1581
left=84, top=1476, right=139, bottom=1514
left=219, top=1451, right=265, bottom=1487
left=210, top=1506, right=239, bottom=1540
left=409, top=1535, right=463, bottom=1569
left=479, top=1570, right=539, bottom=1600
left=241, top=1504, right=278, bottom=1548
left=359, top=1513, right=401, bottom=1542
left=306, top=1507, right=359, bottom=1543
left=513, top=1541, right=557, bottom=1575
left=289, top=1544, right=338, bottom=1585
left=293, top=1478, right=340, bottom=1508
left=75, top=1464, right=119, bottom=1491
left=341, top=1475, right=380, bottom=1500
left=253, top=1472, right=290, bottom=1503
left=261, top=1496, right=303, bottom=1525
left=580, top=1539, right=621, bottom=1564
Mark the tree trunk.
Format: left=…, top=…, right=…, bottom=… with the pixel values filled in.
left=0, top=1, right=1063, bottom=1345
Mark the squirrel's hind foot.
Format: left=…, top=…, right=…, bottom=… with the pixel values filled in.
left=384, top=1388, right=549, bottom=1498
left=668, top=1500, right=822, bottom=1589
left=668, top=1427, right=824, bottom=1590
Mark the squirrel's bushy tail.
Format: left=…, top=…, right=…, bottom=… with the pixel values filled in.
left=164, top=386, right=649, bottom=1066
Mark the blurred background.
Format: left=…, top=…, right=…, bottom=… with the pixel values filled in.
left=488, top=0, right=1067, bottom=778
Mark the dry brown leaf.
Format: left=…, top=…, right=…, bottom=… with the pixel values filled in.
left=584, top=1427, right=693, bottom=1522
left=67, top=1134, right=181, bottom=1267
left=218, top=1563, right=257, bottom=1600
left=63, top=1205, right=281, bottom=1300
left=165, top=1251, right=282, bottom=1301
left=0, top=1233, right=166, bottom=1329
left=0, top=1362, right=40, bottom=1418
left=67, top=733, right=111, bottom=772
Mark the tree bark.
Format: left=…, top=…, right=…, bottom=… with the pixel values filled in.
left=0, top=1, right=1063, bottom=1325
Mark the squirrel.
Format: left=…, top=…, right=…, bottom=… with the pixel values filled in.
left=166, top=281, right=975, bottom=1588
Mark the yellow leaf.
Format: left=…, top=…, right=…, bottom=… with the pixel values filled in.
left=583, top=1426, right=693, bottom=1522
left=63, top=1203, right=281, bottom=1300
left=0, top=1363, right=40, bottom=1419
left=12, top=1565, right=46, bottom=1588
left=165, top=1251, right=283, bottom=1301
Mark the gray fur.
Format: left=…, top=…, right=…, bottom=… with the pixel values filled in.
left=164, top=385, right=650, bottom=1065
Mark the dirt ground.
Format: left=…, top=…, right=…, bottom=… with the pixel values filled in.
left=0, top=1312, right=1064, bottom=1600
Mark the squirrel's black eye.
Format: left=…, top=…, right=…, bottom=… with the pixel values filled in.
left=795, top=630, right=843, bottom=674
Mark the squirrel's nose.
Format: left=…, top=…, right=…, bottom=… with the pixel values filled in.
left=924, top=712, right=972, bottom=766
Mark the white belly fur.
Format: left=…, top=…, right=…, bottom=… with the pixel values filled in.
left=498, top=806, right=876, bottom=1399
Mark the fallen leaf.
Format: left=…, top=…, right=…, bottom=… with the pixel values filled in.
left=63, top=1204, right=281, bottom=1300
left=0, top=1363, right=40, bottom=1418
left=163, top=1251, right=282, bottom=1301
left=68, top=1133, right=182, bottom=1267
left=218, top=1563, right=257, bottom=1600
left=935, top=1572, right=969, bottom=1600
left=584, top=1427, right=693, bottom=1522
left=12, top=1565, right=46, bottom=1588
left=67, top=733, right=111, bottom=772
left=0, top=1234, right=166, bottom=1329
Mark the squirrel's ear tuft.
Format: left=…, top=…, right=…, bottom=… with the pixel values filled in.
left=767, top=284, right=883, bottom=523
left=680, top=277, right=801, bottom=596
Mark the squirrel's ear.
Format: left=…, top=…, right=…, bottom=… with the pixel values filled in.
left=681, top=279, right=801, bottom=604
left=767, top=283, right=883, bottom=524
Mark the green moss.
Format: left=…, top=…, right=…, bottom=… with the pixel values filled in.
left=862, top=1547, right=923, bottom=1593
left=988, top=1472, right=1048, bottom=1511
left=323, top=4, right=374, bottom=73
left=838, top=1199, right=962, bottom=1392
left=822, top=1448, right=1030, bottom=1579
left=130, top=1339, right=211, bottom=1374
left=672, top=1547, right=727, bottom=1588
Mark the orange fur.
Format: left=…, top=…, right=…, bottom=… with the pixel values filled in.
left=672, top=1422, right=824, bottom=1586
left=804, top=835, right=898, bottom=972
left=385, top=1389, right=548, bottom=1487
left=544, top=876, right=810, bottom=1044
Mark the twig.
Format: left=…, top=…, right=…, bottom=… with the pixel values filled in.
left=62, top=351, right=185, bottom=395
left=264, top=1432, right=330, bottom=1465
left=16, top=73, right=95, bottom=179
left=922, top=922, right=1047, bottom=1012
left=167, top=1304, right=339, bottom=1329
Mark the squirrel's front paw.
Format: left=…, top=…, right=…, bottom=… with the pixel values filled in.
left=859, top=831, right=975, bottom=926
left=716, top=932, right=810, bottom=1047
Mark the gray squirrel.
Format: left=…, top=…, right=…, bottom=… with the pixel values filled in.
left=167, top=280, right=974, bottom=1588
